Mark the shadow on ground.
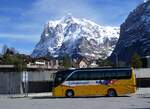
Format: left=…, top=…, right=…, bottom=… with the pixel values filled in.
left=31, top=95, right=130, bottom=99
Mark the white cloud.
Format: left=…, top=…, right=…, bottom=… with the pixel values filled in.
left=22, top=0, right=140, bottom=27
left=0, top=33, right=39, bottom=42
left=0, top=33, right=37, bottom=54
left=22, top=0, right=102, bottom=24
left=11, top=0, right=103, bottom=43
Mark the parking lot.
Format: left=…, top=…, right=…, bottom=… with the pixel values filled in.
left=0, top=89, right=150, bottom=109
left=0, top=95, right=150, bottom=109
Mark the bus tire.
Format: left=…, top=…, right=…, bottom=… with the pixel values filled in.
left=65, top=90, right=74, bottom=97
left=107, top=89, right=117, bottom=97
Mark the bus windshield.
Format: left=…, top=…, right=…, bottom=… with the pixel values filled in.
left=53, top=70, right=74, bottom=87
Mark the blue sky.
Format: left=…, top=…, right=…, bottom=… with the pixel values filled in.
left=0, top=0, right=144, bottom=54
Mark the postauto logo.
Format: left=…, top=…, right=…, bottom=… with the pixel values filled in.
left=96, top=80, right=117, bottom=85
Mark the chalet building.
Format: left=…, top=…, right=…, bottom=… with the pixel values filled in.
left=78, top=59, right=89, bottom=68
left=27, top=57, right=60, bottom=69
left=89, top=61, right=99, bottom=68
left=72, top=57, right=99, bottom=68
left=72, top=57, right=90, bottom=68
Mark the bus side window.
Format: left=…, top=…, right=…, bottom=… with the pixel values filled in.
left=90, top=71, right=104, bottom=80
left=98, top=71, right=105, bottom=79
left=68, top=72, right=79, bottom=81
left=78, top=71, right=89, bottom=80
left=90, top=71, right=97, bottom=80
left=116, top=70, right=131, bottom=79
left=104, top=71, right=111, bottom=80
left=104, top=70, right=116, bottom=80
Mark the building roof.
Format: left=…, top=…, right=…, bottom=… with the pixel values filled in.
left=76, top=57, right=89, bottom=65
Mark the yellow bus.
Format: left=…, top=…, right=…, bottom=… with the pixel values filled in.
left=52, top=68, right=136, bottom=97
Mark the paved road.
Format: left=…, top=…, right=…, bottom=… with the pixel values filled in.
left=0, top=94, right=150, bottom=109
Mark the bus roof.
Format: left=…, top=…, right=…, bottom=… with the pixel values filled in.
left=56, top=67, right=132, bottom=74
left=75, top=67, right=132, bottom=70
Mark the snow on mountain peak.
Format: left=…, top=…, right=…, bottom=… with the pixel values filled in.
left=32, top=15, right=120, bottom=59
left=144, top=0, right=149, bottom=3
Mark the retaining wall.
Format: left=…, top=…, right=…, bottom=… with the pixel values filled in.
left=0, top=68, right=150, bottom=94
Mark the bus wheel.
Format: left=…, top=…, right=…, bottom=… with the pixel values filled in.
left=65, top=90, right=74, bottom=97
left=107, top=89, right=117, bottom=97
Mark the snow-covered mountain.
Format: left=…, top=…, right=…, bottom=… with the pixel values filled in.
left=144, top=0, right=149, bottom=3
left=32, top=14, right=120, bottom=59
left=111, top=0, right=150, bottom=62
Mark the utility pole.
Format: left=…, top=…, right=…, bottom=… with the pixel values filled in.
left=23, top=71, right=28, bottom=97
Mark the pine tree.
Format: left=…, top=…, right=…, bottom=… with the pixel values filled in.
left=131, top=53, right=142, bottom=68
left=62, top=54, right=72, bottom=68
left=2, top=54, right=26, bottom=71
left=97, top=58, right=113, bottom=67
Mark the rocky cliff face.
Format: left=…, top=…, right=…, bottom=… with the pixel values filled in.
left=111, top=1, right=150, bottom=62
left=32, top=15, right=119, bottom=59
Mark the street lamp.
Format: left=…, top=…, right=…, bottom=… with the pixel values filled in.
left=113, top=52, right=118, bottom=67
